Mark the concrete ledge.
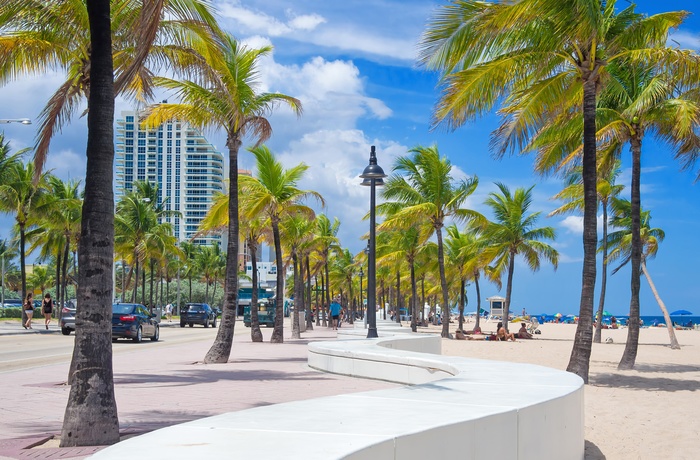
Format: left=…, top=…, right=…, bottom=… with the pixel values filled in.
left=90, top=322, right=584, bottom=460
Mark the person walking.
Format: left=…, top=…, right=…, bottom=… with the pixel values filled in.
left=42, top=293, right=54, bottom=330
left=165, top=303, right=173, bottom=322
left=23, top=292, right=34, bottom=329
left=329, top=296, right=342, bottom=330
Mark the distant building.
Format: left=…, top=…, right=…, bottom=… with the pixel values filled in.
left=115, top=108, right=224, bottom=245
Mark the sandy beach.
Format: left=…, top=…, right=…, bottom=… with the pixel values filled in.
left=439, top=320, right=700, bottom=460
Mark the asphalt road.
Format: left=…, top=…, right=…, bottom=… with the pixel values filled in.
left=0, top=322, right=233, bottom=373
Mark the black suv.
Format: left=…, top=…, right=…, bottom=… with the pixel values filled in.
left=180, top=303, right=218, bottom=328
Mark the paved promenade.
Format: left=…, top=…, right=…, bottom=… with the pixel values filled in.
left=0, top=320, right=398, bottom=459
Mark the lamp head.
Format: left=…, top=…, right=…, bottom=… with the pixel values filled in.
left=359, top=145, right=387, bottom=180
left=361, top=177, right=385, bottom=187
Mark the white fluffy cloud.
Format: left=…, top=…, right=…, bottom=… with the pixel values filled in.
left=670, top=30, right=700, bottom=50
left=216, top=0, right=418, bottom=62
left=218, top=1, right=326, bottom=36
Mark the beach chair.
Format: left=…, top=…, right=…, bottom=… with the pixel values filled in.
left=527, top=317, right=541, bottom=335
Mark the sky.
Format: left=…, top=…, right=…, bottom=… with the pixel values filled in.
left=1, top=0, right=700, bottom=316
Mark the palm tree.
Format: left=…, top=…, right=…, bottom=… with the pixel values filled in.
left=549, top=163, right=623, bottom=343
left=0, top=161, right=47, bottom=324
left=377, top=225, right=430, bottom=332
left=605, top=199, right=679, bottom=349
left=30, top=176, right=82, bottom=312
left=0, top=133, right=23, bottom=180
left=0, top=0, right=222, bottom=175
left=28, top=265, right=53, bottom=294
left=60, top=0, right=119, bottom=446
left=114, top=192, right=157, bottom=303
left=482, top=183, right=558, bottom=332
left=196, top=245, right=225, bottom=305
left=445, top=225, right=475, bottom=332
left=379, top=145, right=480, bottom=338
left=313, top=215, right=341, bottom=327
left=143, top=35, right=302, bottom=359
left=280, top=212, right=316, bottom=338
left=537, top=56, right=700, bottom=365
left=240, top=145, right=322, bottom=343
left=418, top=0, right=689, bottom=382
left=0, top=238, right=18, bottom=304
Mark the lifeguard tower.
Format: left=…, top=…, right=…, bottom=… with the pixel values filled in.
left=486, top=295, right=506, bottom=319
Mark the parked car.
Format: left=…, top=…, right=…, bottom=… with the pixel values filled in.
left=60, top=300, right=77, bottom=335
left=0, top=298, right=23, bottom=308
left=112, top=303, right=159, bottom=342
left=180, top=303, right=218, bottom=328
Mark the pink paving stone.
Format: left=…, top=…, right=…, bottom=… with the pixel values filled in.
left=0, top=324, right=398, bottom=459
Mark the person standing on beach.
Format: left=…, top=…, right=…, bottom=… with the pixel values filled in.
left=23, top=292, right=34, bottom=329
left=42, top=293, right=53, bottom=330
left=329, top=296, right=342, bottom=330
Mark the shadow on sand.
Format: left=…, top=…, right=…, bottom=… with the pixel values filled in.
left=585, top=440, right=606, bottom=459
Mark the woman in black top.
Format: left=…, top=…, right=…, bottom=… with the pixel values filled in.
left=23, top=292, right=34, bottom=329
left=42, top=293, right=53, bottom=330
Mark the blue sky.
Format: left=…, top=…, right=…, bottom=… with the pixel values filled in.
left=1, top=0, right=699, bottom=316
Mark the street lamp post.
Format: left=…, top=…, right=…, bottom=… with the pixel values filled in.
left=0, top=118, right=32, bottom=125
left=359, top=267, right=364, bottom=329
left=360, top=145, right=386, bottom=339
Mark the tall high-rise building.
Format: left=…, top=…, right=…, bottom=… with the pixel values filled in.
left=115, top=109, right=224, bottom=245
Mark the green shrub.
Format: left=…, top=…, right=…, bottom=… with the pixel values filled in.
left=0, top=307, right=23, bottom=318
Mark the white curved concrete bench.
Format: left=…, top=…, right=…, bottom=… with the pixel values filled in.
left=90, top=323, right=584, bottom=460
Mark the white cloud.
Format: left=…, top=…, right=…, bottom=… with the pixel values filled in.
left=287, top=12, right=326, bottom=31
left=218, top=1, right=326, bottom=37
left=669, top=30, right=700, bottom=50
left=216, top=1, right=417, bottom=62
left=310, top=27, right=417, bottom=61
left=557, top=214, right=608, bottom=236
left=219, top=2, right=293, bottom=36
left=271, top=130, right=406, bottom=252
left=256, top=55, right=392, bottom=138
left=45, top=149, right=86, bottom=182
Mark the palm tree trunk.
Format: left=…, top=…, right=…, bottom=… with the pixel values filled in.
left=149, top=259, right=154, bottom=312
left=410, top=261, right=417, bottom=332
left=458, top=279, right=465, bottom=332
left=204, top=136, right=241, bottom=362
left=55, top=249, right=62, bottom=320
left=131, top=259, right=138, bottom=303
left=141, top=263, right=146, bottom=305
left=19, top=224, right=27, bottom=326
left=271, top=217, right=285, bottom=343
left=323, top=260, right=330, bottom=327
left=188, top=272, right=192, bottom=303
left=291, top=253, right=301, bottom=339
left=474, top=273, right=482, bottom=332
left=503, top=250, right=516, bottom=333
left=249, top=239, right=262, bottom=342
left=594, top=200, right=610, bottom=343
left=437, top=226, right=451, bottom=338
left=60, top=0, right=119, bottom=444
left=121, top=259, right=126, bottom=302
left=619, top=134, right=643, bottom=369
left=395, top=268, right=401, bottom=324
left=566, top=71, right=598, bottom=383
left=641, top=261, right=680, bottom=349
left=305, top=255, right=312, bottom=330
left=61, top=241, right=70, bottom=313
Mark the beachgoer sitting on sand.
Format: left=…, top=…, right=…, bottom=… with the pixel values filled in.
left=496, top=322, right=516, bottom=341
left=517, top=322, right=532, bottom=339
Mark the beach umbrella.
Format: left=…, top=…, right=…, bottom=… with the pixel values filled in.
left=670, top=309, right=693, bottom=316
left=554, top=313, right=562, bottom=318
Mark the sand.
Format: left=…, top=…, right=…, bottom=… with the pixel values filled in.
left=439, top=320, right=700, bottom=460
